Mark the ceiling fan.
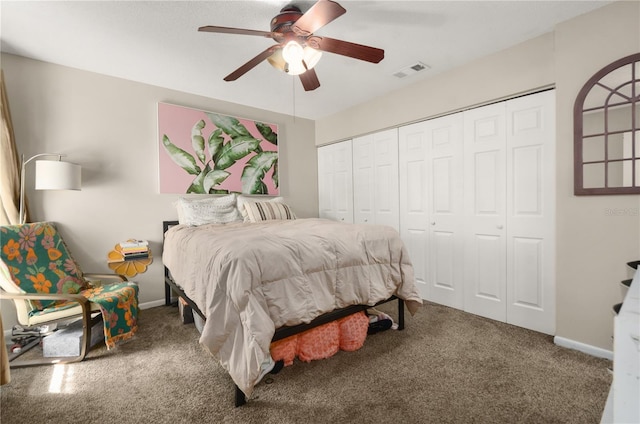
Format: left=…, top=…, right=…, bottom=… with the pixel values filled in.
left=198, top=0, right=385, bottom=91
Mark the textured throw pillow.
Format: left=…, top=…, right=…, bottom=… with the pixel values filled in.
left=236, top=195, right=283, bottom=218
left=270, top=335, right=298, bottom=367
left=337, top=311, right=369, bottom=352
left=242, top=201, right=297, bottom=222
left=174, top=194, right=242, bottom=226
left=297, top=321, right=340, bottom=363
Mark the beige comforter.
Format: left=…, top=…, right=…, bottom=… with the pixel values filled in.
left=163, top=218, right=422, bottom=397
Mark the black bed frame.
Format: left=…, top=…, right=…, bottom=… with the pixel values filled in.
left=162, top=220, right=405, bottom=407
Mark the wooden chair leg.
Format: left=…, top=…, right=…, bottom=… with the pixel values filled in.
left=8, top=298, right=98, bottom=368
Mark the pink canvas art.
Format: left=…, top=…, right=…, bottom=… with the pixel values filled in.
left=158, top=102, right=279, bottom=195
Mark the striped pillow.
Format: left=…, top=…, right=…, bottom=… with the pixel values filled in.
left=243, top=201, right=297, bottom=222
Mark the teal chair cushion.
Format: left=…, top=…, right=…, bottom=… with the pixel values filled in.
left=1, top=222, right=87, bottom=312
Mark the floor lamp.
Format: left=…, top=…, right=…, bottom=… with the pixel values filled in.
left=19, top=153, right=81, bottom=225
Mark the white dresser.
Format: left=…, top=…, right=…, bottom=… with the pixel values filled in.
left=602, top=263, right=640, bottom=423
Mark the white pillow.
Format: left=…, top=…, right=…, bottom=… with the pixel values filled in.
left=242, top=201, right=297, bottom=223
left=174, top=194, right=242, bottom=226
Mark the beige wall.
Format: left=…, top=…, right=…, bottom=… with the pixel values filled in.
left=316, top=1, right=640, bottom=351
left=315, top=32, right=556, bottom=146
left=554, top=1, right=639, bottom=350
left=0, top=54, right=317, bottom=329
left=2, top=2, right=639, bottom=352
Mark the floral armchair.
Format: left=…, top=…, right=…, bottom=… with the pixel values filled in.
left=0, top=222, right=139, bottom=367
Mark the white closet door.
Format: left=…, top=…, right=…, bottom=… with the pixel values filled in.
left=399, top=121, right=430, bottom=299
left=505, top=90, right=556, bottom=334
left=428, top=113, right=465, bottom=309
left=373, top=129, right=400, bottom=230
left=353, top=134, right=375, bottom=225
left=333, top=140, right=354, bottom=223
left=317, top=141, right=353, bottom=223
left=353, top=129, right=399, bottom=230
left=463, top=102, right=508, bottom=322
left=399, top=114, right=464, bottom=306
left=318, top=144, right=335, bottom=220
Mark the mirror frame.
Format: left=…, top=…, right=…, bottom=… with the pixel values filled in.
left=574, top=53, right=640, bottom=195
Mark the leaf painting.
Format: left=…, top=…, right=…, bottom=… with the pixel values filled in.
left=158, top=103, right=279, bottom=195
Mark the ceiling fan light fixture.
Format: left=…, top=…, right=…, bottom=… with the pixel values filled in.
left=282, top=40, right=304, bottom=64
left=303, top=46, right=322, bottom=70
left=268, top=45, right=322, bottom=76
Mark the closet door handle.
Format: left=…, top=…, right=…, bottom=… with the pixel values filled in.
left=496, top=225, right=504, bottom=230
left=431, top=222, right=436, bottom=226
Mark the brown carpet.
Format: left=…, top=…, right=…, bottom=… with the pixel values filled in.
left=0, top=302, right=611, bottom=424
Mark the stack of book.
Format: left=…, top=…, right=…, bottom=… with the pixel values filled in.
left=118, top=239, right=150, bottom=261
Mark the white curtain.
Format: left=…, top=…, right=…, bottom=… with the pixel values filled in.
left=0, top=69, right=23, bottom=225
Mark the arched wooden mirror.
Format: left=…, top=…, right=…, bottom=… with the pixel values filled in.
left=574, top=53, right=640, bottom=195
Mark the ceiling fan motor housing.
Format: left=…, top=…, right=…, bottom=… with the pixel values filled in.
left=271, top=5, right=304, bottom=41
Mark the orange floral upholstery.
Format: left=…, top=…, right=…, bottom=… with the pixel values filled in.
left=1, top=222, right=139, bottom=349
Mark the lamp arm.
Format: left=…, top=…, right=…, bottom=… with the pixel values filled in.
left=18, top=153, right=66, bottom=225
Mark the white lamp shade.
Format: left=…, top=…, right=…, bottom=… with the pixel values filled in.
left=35, top=160, right=81, bottom=190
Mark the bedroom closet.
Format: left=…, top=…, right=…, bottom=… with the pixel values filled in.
left=352, top=128, right=400, bottom=231
left=317, top=89, right=556, bottom=335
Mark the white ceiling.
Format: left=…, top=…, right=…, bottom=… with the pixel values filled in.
left=1, top=0, right=611, bottom=120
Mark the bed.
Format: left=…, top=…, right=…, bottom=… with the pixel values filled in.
left=161, top=196, right=423, bottom=406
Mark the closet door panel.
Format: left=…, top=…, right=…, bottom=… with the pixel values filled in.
left=352, top=135, right=374, bottom=224
left=317, top=145, right=335, bottom=220
left=318, top=141, right=353, bottom=223
left=333, top=140, right=354, bottom=223
left=399, top=123, right=429, bottom=299
left=353, top=130, right=399, bottom=229
left=512, top=237, right=544, bottom=306
left=428, top=113, right=464, bottom=309
left=463, top=102, right=507, bottom=322
left=506, top=90, right=555, bottom=334
left=373, top=129, right=400, bottom=230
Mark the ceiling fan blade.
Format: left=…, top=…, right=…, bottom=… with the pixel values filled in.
left=310, top=36, right=384, bottom=63
left=292, top=0, right=346, bottom=36
left=198, top=25, right=273, bottom=38
left=224, top=46, right=278, bottom=81
left=299, top=68, right=321, bottom=91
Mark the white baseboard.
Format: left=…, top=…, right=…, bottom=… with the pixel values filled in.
left=139, top=299, right=166, bottom=310
left=554, top=336, right=613, bottom=360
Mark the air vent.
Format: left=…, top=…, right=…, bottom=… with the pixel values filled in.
left=393, top=62, right=430, bottom=79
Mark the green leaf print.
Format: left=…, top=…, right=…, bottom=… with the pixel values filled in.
left=206, top=113, right=251, bottom=138
left=255, top=122, right=278, bottom=145
left=208, top=128, right=225, bottom=163
left=162, top=135, right=201, bottom=176
left=203, top=169, right=230, bottom=193
left=191, top=120, right=206, bottom=164
left=214, top=136, right=261, bottom=170
left=241, top=151, right=278, bottom=194
left=186, top=163, right=211, bottom=193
